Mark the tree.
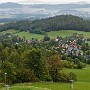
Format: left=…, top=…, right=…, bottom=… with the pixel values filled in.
left=25, top=49, right=47, bottom=80
left=1, top=61, right=16, bottom=84
left=43, top=34, right=50, bottom=41
left=48, top=53, right=63, bottom=82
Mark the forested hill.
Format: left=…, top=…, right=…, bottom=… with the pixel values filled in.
left=0, top=15, right=90, bottom=33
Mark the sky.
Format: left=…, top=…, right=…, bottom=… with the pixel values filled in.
left=0, top=0, right=90, bottom=4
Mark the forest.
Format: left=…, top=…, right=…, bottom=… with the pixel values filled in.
left=0, top=15, right=90, bottom=34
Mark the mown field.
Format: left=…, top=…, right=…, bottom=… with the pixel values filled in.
left=0, top=65, right=90, bottom=90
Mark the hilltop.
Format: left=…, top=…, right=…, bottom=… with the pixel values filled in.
left=0, top=15, right=90, bottom=33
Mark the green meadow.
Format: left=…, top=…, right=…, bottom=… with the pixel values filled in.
left=66, top=65, right=90, bottom=82
left=14, top=31, right=44, bottom=40
left=1, top=29, right=90, bottom=44
left=0, top=29, right=90, bottom=40
left=48, top=30, right=90, bottom=38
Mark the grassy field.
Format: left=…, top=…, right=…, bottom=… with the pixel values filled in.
left=65, top=65, right=90, bottom=82
left=0, top=65, right=90, bottom=90
left=1, top=82, right=90, bottom=90
left=0, top=30, right=90, bottom=40
left=0, top=29, right=17, bottom=35
left=1, top=29, right=90, bottom=45
left=14, top=31, right=44, bottom=40
left=48, top=30, right=90, bottom=38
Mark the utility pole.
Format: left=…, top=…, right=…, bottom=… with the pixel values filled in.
left=5, top=73, right=7, bottom=86
left=5, top=73, right=7, bottom=90
left=70, top=80, right=74, bottom=90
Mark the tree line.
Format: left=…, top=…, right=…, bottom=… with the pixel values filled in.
left=0, top=15, right=90, bottom=34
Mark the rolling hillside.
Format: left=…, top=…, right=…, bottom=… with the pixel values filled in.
left=0, top=15, right=90, bottom=33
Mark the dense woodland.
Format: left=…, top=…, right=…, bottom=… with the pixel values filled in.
left=0, top=15, right=90, bottom=34
left=0, top=43, right=77, bottom=84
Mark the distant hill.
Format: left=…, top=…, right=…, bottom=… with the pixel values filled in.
left=0, top=2, right=23, bottom=8
left=0, top=15, right=90, bottom=33
left=0, top=2, right=90, bottom=20
left=72, top=1, right=89, bottom=4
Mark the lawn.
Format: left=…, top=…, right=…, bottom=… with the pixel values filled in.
left=0, top=65, right=90, bottom=90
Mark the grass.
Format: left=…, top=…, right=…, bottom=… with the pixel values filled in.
left=0, top=84, right=3, bottom=89
left=5, top=81, right=90, bottom=90
left=65, top=65, right=90, bottom=82
left=0, top=65, right=90, bottom=90
left=0, top=29, right=17, bottom=35
left=0, top=82, right=90, bottom=90
left=0, top=30, right=90, bottom=40
left=48, top=30, right=90, bottom=38
left=10, top=86, right=51, bottom=90
left=30, top=82, right=90, bottom=90
left=14, top=31, right=44, bottom=40
left=86, top=41, right=90, bottom=46
left=0, top=30, right=90, bottom=42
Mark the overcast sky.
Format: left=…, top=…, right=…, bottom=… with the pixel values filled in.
left=0, top=0, right=90, bottom=4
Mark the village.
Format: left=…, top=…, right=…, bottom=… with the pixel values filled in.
left=0, top=32, right=89, bottom=60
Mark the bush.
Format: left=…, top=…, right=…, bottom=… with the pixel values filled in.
left=68, top=72, right=77, bottom=81
left=77, top=62, right=86, bottom=69
left=52, top=71, right=77, bottom=82
left=87, top=59, right=90, bottom=64
left=43, top=35, right=50, bottom=41
left=63, top=59, right=86, bottom=69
